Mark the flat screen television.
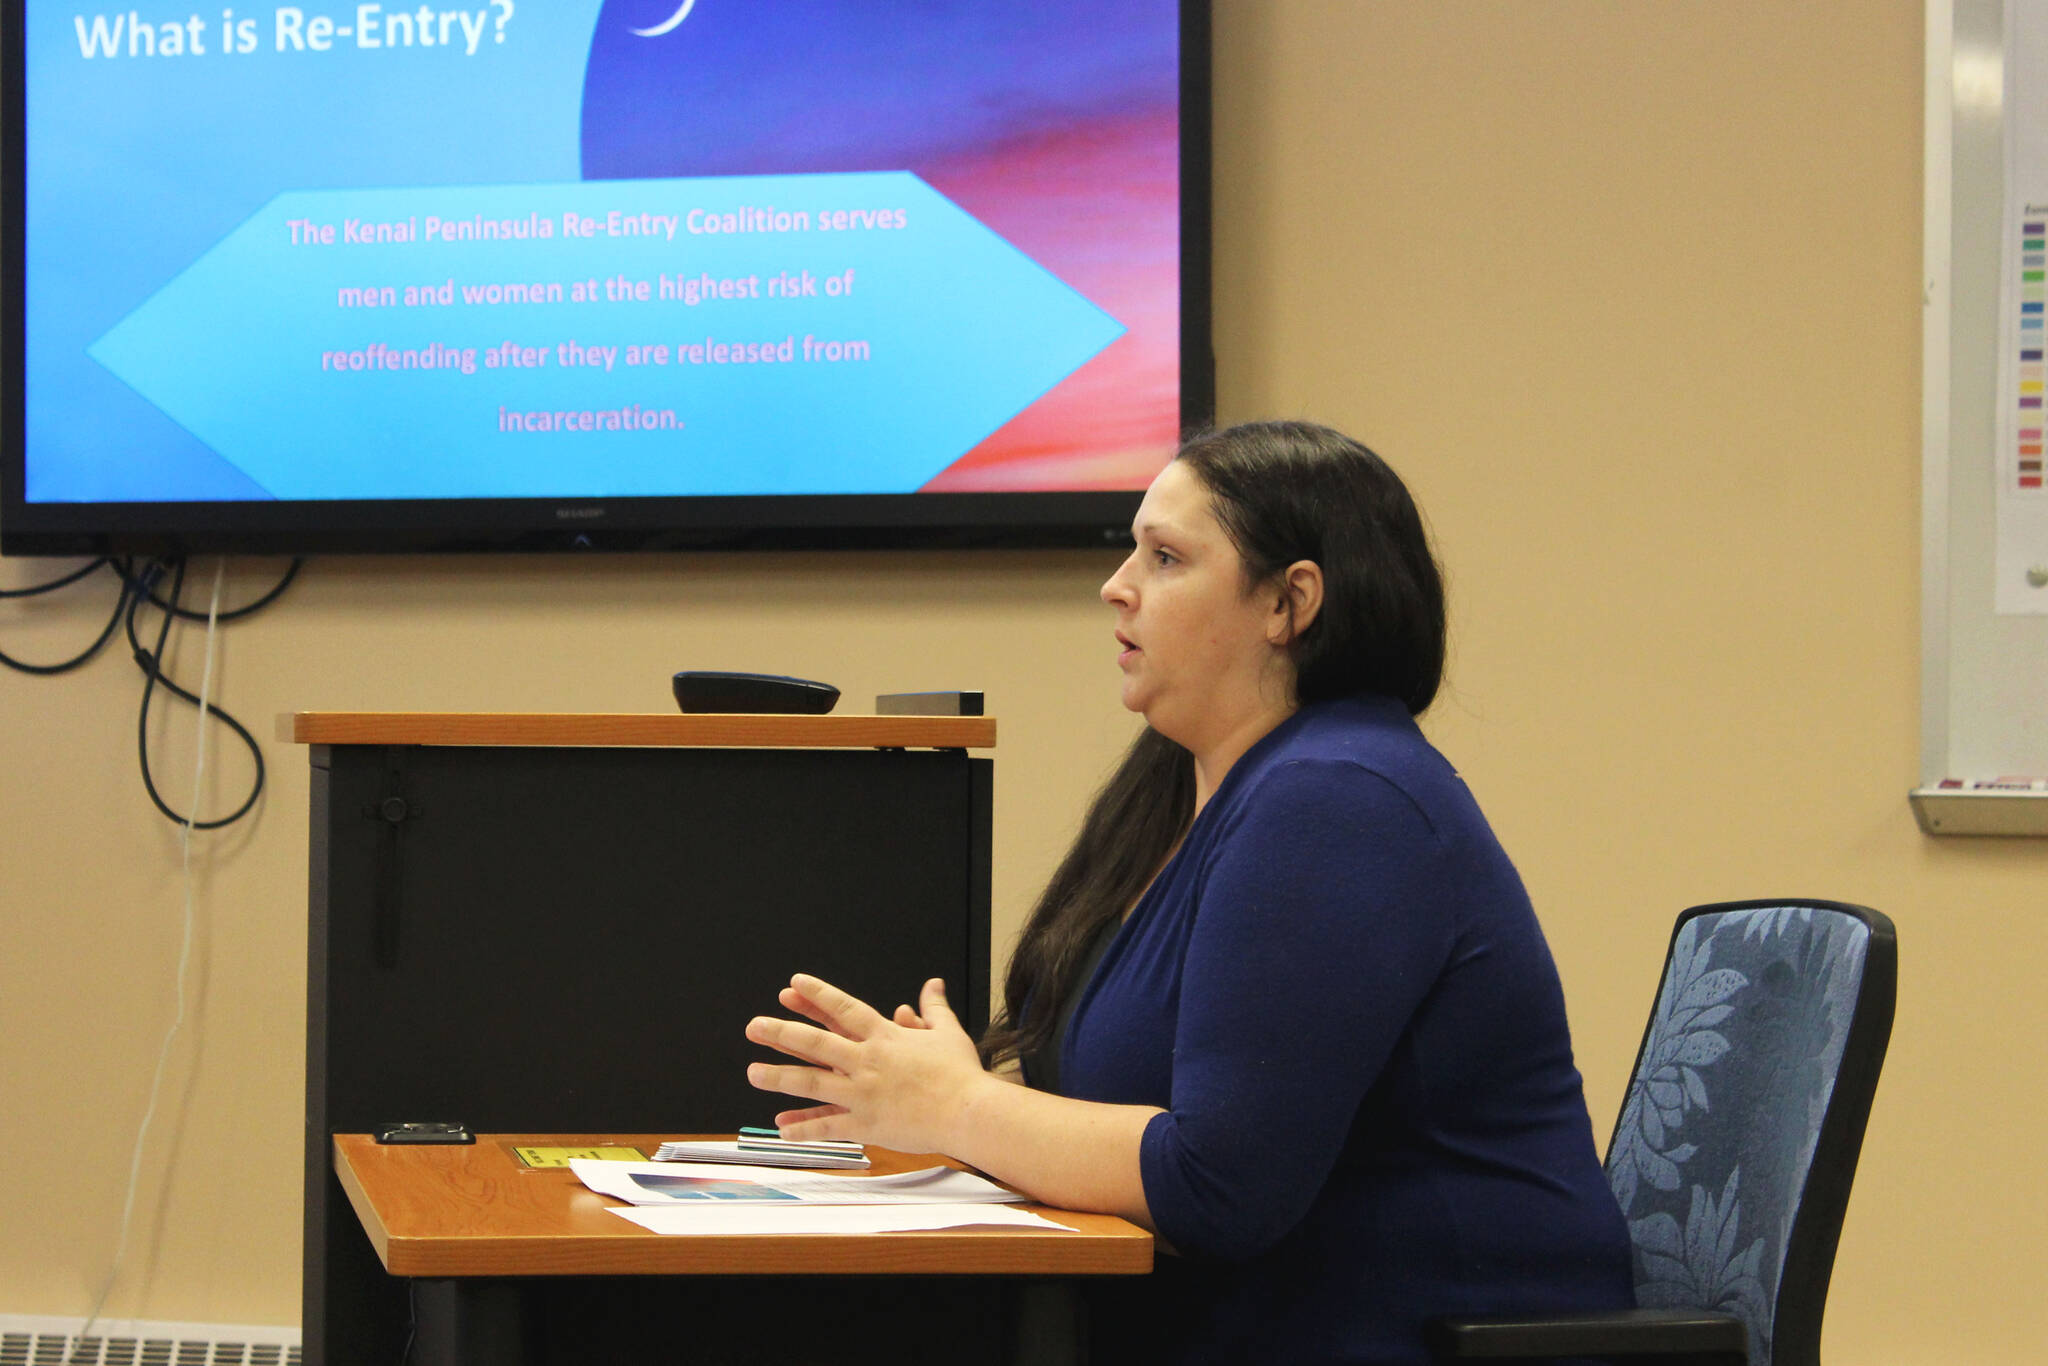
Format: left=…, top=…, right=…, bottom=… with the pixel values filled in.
left=2, top=0, right=1210, bottom=554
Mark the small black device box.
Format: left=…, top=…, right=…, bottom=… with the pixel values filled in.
left=875, top=690, right=984, bottom=717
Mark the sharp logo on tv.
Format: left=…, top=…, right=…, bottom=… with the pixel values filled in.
left=5, top=0, right=1210, bottom=552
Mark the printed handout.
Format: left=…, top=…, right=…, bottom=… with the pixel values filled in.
left=569, top=1159, right=1026, bottom=1207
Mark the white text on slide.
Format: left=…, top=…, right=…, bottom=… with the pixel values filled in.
left=73, top=7, right=513, bottom=60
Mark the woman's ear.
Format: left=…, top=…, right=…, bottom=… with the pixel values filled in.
left=1268, top=560, right=1324, bottom=645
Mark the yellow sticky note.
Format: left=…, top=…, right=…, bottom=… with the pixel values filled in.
left=515, top=1146, right=645, bottom=1168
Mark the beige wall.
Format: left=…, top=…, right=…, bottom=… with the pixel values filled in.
left=2, top=2, right=2032, bottom=1360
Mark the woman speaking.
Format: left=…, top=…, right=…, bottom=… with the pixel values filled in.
left=745, top=420, right=1633, bottom=1363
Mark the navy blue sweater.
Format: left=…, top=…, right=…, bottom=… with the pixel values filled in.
left=1057, top=695, right=1633, bottom=1364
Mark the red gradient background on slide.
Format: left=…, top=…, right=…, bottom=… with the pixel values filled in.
left=920, top=109, right=1183, bottom=493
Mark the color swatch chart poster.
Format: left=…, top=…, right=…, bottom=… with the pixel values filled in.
left=2014, top=214, right=2046, bottom=493
left=1997, top=0, right=2048, bottom=612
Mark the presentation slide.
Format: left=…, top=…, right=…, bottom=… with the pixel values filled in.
left=23, top=1, right=1184, bottom=503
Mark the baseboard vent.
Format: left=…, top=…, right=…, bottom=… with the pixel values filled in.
left=0, top=1316, right=300, bottom=1366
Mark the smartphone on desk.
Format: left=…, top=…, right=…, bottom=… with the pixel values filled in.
left=375, top=1121, right=474, bottom=1144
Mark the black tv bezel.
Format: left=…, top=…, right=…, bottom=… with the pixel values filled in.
left=1, top=1, right=1212, bottom=556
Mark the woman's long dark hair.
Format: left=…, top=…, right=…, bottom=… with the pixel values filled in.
left=981, top=420, right=1447, bottom=1071
left=979, top=725, right=1193, bottom=1069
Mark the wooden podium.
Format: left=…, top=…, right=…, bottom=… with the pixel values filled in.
left=288, top=713, right=995, bottom=1366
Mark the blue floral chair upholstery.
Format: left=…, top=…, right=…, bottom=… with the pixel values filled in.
left=1430, top=899, right=1897, bottom=1366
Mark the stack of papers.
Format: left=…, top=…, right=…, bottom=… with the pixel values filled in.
left=569, top=1159, right=1069, bottom=1236
left=653, top=1136, right=870, bottom=1170
left=570, top=1160, right=1024, bottom=1206
left=612, top=1204, right=1069, bottom=1236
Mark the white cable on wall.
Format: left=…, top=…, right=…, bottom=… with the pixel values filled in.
left=71, top=560, right=226, bottom=1363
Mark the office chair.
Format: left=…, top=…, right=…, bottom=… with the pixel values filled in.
left=1429, top=899, right=1897, bottom=1366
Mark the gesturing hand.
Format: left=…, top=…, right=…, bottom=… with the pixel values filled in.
left=744, top=974, right=991, bottom=1154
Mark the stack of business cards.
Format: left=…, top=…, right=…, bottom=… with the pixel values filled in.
left=653, top=1128, right=870, bottom=1170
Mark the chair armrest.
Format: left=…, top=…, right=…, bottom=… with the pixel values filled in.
left=1425, top=1306, right=1748, bottom=1362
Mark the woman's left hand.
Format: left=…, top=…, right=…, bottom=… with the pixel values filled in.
left=745, top=974, right=992, bottom=1153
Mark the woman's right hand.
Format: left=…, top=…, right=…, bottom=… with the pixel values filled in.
left=746, top=975, right=992, bottom=1152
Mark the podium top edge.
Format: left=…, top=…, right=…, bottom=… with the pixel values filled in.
left=278, top=712, right=997, bottom=750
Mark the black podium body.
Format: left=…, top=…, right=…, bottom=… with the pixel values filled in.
left=294, top=713, right=995, bottom=1366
